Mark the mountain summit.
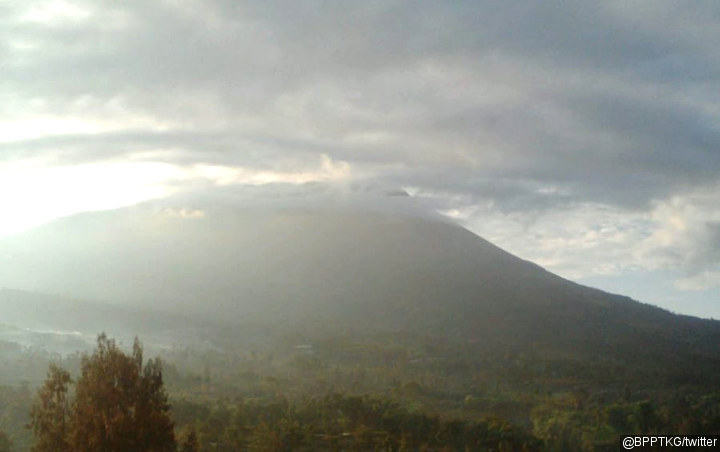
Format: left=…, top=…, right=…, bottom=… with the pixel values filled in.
left=1, top=195, right=719, bottom=384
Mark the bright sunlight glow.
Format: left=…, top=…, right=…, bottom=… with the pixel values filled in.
left=0, top=161, right=181, bottom=237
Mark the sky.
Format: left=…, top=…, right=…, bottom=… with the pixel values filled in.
left=1, top=0, right=719, bottom=318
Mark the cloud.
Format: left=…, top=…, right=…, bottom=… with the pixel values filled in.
left=443, top=182, right=720, bottom=294
left=182, top=154, right=351, bottom=186
left=675, top=271, right=720, bottom=292
left=635, top=187, right=720, bottom=279
left=0, top=160, right=179, bottom=236
left=0, top=153, right=353, bottom=237
left=161, top=207, right=205, bottom=219
left=2, top=0, right=720, bottom=312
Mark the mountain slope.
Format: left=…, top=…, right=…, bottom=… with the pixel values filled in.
left=1, top=198, right=719, bottom=384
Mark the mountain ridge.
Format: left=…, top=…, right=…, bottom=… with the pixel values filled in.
left=1, top=199, right=719, bottom=385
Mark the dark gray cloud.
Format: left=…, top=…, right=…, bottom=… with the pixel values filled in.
left=8, top=3, right=715, bottom=195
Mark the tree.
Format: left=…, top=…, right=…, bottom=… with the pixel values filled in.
left=178, top=428, right=199, bottom=452
left=29, top=364, right=72, bottom=452
left=30, top=334, right=176, bottom=452
left=0, top=430, right=12, bottom=452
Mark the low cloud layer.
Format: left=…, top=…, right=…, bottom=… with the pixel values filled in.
left=2, top=0, right=719, bottom=315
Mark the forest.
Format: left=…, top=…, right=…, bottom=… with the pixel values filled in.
left=1, top=328, right=720, bottom=451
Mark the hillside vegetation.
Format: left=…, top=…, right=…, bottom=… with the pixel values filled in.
left=1, top=204, right=719, bottom=450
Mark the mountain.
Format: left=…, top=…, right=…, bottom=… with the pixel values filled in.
left=1, top=196, right=720, bottom=385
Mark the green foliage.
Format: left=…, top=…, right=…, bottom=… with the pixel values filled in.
left=0, top=383, right=33, bottom=451
left=0, top=430, right=12, bottom=452
left=173, top=393, right=542, bottom=451
left=178, top=427, right=199, bottom=452
left=528, top=392, right=720, bottom=451
left=3, top=328, right=719, bottom=451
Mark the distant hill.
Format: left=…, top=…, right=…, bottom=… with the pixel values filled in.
left=1, top=197, right=720, bottom=385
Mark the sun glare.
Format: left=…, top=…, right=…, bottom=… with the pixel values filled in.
left=0, top=155, right=353, bottom=237
left=0, top=161, right=181, bottom=237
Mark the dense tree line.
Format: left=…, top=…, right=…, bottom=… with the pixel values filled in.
left=2, top=331, right=718, bottom=451
left=24, top=335, right=543, bottom=451
left=531, top=392, right=720, bottom=451
left=0, top=430, right=11, bottom=452
left=174, top=394, right=542, bottom=451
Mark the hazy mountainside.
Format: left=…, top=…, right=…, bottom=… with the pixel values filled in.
left=0, top=289, right=209, bottom=352
left=1, top=199, right=720, bottom=383
left=0, top=201, right=553, bottom=327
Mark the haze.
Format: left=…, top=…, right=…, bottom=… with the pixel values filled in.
left=1, top=0, right=719, bottom=317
